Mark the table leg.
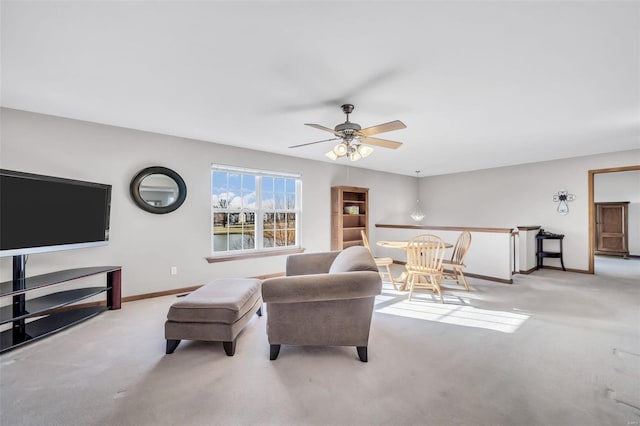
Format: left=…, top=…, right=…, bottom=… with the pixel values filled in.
left=396, top=272, right=408, bottom=291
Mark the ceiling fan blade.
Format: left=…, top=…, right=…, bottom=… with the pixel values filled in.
left=358, top=120, right=407, bottom=136
left=359, top=136, right=403, bottom=149
left=305, top=123, right=342, bottom=136
left=288, top=137, right=341, bottom=149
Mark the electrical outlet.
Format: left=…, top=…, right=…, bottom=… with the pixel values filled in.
left=170, top=266, right=178, bottom=275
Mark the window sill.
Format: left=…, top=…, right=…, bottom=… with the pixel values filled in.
left=205, top=247, right=305, bottom=263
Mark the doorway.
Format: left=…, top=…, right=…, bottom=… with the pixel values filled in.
left=588, top=165, right=640, bottom=274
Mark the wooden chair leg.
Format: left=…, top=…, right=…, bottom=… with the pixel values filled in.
left=431, top=276, right=444, bottom=303
left=453, top=269, right=461, bottom=286
left=459, top=270, right=470, bottom=291
left=436, top=285, right=443, bottom=303
left=386, top=264, right=399, bottom=290
left=408, top=274, right=415, bottom=301
left=399, top=272, right=409, bottom=291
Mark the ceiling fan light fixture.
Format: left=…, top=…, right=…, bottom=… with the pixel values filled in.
left=325, top=150, right=338, bottom=161
left=293, top=104, right=406, bottom=162
left=357, top=144, right=374, bottom=158
left=333, top=143, right=348, bottom=157
left=348, top=149, right=362, bottom=161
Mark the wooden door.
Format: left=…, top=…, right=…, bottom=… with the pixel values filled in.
left=595, top=202, right=629, bottom=257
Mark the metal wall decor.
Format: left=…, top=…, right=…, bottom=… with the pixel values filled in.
left=553, top=190, right=575, bottom=215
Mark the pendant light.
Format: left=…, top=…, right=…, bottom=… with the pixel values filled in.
left=410, top=170, right=425, bottom=222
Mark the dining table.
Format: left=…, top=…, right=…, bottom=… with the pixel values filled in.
left=376, top=239, right=453, bottom=291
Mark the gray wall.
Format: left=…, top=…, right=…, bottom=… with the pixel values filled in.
left=419, top=151, right=640, bottom=270
left=0, top=108, right=416, bottom=296
left=594, top=170, right=640, bottom=255
left=2, top=108, right=638, bottom=294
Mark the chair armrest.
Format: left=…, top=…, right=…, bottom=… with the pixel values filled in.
left=262, top=271, right=382, bottom=303
left=286, top=251, right=341, bottom=276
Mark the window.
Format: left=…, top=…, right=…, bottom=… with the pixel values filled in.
left=211, top=165, right=300, bottom=255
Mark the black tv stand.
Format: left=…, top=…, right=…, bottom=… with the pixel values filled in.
left=0, top=255, right=121, bottom=353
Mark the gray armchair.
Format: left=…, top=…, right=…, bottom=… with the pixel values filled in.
left=261, top=246, right=382, bottom=362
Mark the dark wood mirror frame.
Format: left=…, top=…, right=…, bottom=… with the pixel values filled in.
left=130, top=166, right=187, bottom=214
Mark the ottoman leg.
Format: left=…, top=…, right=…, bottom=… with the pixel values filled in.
left=166, top=339, right=181, bottom=354
left=357, top=346, right=368, bottom=362
left=270, top=344, right=281, bottom=361
left=256, top=305, right=263, bottom=317
left=223, top=340, right=236, bottom=356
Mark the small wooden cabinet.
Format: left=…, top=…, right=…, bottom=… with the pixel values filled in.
left=331, top=186, right=368, bottom=250
left=595, top=202, right=629, bottom=258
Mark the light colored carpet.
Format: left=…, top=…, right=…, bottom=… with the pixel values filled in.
left=1, top=257, right=639, bottom=426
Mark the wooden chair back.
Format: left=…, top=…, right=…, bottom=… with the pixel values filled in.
left=451, top=231, right=472, bottom=265
left=406, top=234, right=446, bottom=273
left=361, top=230, right=372, bottom=252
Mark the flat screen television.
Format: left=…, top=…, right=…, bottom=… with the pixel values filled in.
left=0, top=169, right=112, bottom=257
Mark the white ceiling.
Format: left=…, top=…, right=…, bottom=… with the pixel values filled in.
left=2, top=1, right=639, bottom=176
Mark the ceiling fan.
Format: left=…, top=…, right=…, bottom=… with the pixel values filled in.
left=288, top=104, right=406, bottom=161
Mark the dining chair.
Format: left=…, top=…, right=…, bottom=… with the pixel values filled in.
left=361, top=230, right=398, bottom=290
left=405, top=234, right=446, bottom=303
left=442, top=231, right=472, bottom=291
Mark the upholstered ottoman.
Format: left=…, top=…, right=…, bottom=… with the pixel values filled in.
left=164, top=278, right=262, bottom=356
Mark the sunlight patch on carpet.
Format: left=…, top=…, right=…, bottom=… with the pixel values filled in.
left=376, top=297, right=529, bottom=333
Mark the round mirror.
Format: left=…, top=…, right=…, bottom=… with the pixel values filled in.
left=130, top=166, right=187, bottom=214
